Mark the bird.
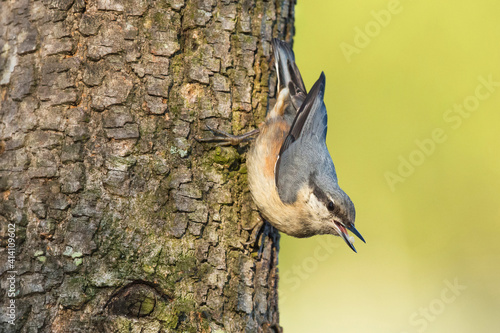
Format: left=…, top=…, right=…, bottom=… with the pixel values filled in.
left=200, top=39, right=365, bottom=252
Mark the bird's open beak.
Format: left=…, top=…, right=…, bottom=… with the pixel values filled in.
left=348, top=224, right=365, bottom=243
left=333, top=221, right=365, bottom=253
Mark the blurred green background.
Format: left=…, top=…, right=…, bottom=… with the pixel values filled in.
left=279, top=1, right=500, bottom=332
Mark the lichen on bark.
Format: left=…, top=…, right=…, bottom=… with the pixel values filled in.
left=0, top=0, right=296, bottom=332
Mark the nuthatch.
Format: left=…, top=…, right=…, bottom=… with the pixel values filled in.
left=201, top=39, right=365, bottom=252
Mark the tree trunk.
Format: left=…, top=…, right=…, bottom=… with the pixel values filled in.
left=0, top=0, right=296, bottom=332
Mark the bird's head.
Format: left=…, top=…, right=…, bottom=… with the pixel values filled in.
left=303, top=172, right=365, bottom=252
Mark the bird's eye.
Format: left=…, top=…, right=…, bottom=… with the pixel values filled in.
left=327, top=201, right=335, bottom=211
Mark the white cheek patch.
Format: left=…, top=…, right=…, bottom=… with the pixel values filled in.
left=307, top=192, right=322, bottom=209
left=307, top=192, right=329, bottom=218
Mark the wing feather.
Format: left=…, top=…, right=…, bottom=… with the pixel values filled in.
left=275, top=72, right=329, bottom=195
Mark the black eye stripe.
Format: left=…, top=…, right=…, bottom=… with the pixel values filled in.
left=312, top=184, right=328, bottom=204
left=309, top=173, right=339, bottom=213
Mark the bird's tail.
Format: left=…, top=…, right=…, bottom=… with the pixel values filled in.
left=272, top=39, right=307, bottom=111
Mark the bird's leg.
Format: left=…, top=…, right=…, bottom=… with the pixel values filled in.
left=257, top=222, right=280, bottom=260
left=243, top=219, right=279, bottom=259
left=242, top=219, right=265, bottom=245
left=197, top=125, right=260, bottom=146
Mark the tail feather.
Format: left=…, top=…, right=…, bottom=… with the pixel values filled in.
left=272, top=39, right=307, bottom=111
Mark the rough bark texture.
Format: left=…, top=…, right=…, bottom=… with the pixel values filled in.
left=0, top=0, right=295, bottom=332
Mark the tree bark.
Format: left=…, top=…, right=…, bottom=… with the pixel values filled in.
left=0, top=0, right=295, bottom=332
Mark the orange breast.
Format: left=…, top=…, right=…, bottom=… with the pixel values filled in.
left=260, top=119, right=289, bottom=179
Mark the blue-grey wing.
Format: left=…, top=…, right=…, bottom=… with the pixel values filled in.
left=278, top=72, right=327, bottom=163
left=275, top=72, right=335, bottom=204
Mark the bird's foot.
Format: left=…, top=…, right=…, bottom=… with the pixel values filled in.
left=197, top=125, right=260, bottom=146
left=242, top=220, right=264, bottom=246
left=243, top=220, right=279, bottom=260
